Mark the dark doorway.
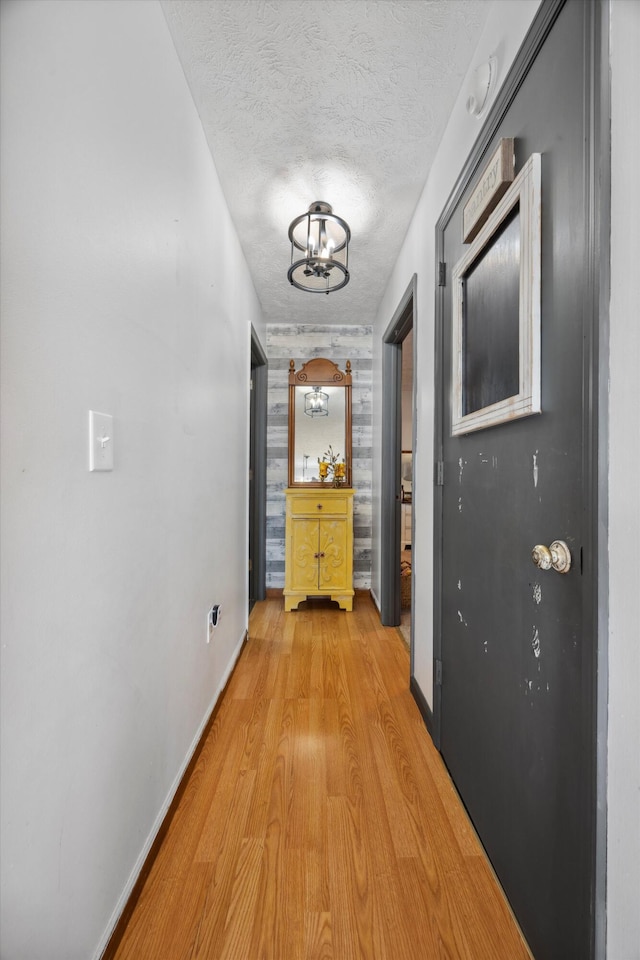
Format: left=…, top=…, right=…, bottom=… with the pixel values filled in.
left=433, top=2, right=607, bottom=958
left=380, top=275, right=416, bottom=631
left=249, top=327, right=267, bottom=612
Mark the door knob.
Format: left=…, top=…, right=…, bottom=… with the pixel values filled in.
left=531, top=540, right=572, bottom=574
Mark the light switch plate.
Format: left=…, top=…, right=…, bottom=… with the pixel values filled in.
left=89, top=411, right=114, bottom=471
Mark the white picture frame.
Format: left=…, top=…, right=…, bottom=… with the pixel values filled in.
left=451, top=152, right=542, bottom=437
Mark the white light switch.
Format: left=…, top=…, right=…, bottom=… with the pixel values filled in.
left=89, top=411, right=114, bottom=472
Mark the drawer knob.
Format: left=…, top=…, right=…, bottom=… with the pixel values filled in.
left=317, top=503, right=323, bottom=510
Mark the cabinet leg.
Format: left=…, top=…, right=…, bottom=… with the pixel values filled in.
left=332, top=594, right=354, bottom=612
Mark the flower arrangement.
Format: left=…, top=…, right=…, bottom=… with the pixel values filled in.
left=318, top=445, right=346, bottom=487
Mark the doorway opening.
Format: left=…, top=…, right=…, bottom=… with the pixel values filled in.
left=249, top=327, right=267, bottom=612
left=380, top=275, right=416, bottom=646
left=399, top=330, right=414, bottom=647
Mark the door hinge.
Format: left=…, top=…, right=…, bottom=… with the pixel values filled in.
left=435, top=659, right=443, bottom=686
left=438, top=261, right=446, bottom=287
left=435, top=460, right=444, bottom=486
left=248, top=558, right=253, bottom=572
left=250, top=377, right=254, bottom=391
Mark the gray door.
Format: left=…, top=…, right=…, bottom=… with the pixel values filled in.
left=436, top=3, right=603, bottom=958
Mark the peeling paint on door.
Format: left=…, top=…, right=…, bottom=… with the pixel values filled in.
left=532, top=450, right=539, bottom=488
left=523, top=677, right=551, bottom=696
left=531, top=626, right=541, bottom=658
left=533, top=583, right=542, bottom=604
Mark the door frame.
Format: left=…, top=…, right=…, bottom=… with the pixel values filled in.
left=249, top=326, right=268, bottom=608
left=432, top=1, right=610, bottom=955
left=380, top=274, right=417, bottom=630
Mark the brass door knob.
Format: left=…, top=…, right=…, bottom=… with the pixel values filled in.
left=531, top=540, right=572, bottom=574
left=532, top=544, right=552, bottom=570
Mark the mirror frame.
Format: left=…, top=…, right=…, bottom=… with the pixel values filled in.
left=288, top=357, right=352, bottom=488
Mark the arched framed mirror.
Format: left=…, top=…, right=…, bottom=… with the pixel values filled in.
left=288, top=357, right=352, bottom=487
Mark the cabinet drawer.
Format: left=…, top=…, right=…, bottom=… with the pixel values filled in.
left=288, top=494, right=350, bottom=517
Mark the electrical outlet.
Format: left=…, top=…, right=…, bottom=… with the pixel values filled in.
left=207, top=604, right=221, bottom=644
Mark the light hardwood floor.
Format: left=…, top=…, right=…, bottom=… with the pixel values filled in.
left=111, top=597, right=532, bottom=960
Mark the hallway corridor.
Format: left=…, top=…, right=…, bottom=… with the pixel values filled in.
left=110, top=597, right=531, bottom=960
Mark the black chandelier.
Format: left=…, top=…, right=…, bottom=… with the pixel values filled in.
left=287, top=201, right=350, bottom=294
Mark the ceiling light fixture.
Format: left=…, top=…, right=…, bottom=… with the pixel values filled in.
left=287, top=201, right=350, bottom=294
left=304, top=388, right=329, bottom=418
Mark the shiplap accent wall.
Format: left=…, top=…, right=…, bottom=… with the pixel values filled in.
left=266, top=324, right=372, bottom=589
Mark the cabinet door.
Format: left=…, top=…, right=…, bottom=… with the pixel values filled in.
left=290, top=519, right=320, bottom=590
left=318, top=519, right=346, bottom=590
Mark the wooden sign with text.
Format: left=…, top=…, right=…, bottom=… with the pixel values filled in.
left=463, top=138, right=515, bottom=243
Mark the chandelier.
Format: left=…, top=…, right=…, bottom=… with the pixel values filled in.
left=304, top=387, right=329, bottom=417
left=287, top=201, right=350, bottom=294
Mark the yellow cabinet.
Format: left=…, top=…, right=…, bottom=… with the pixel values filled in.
left=284, top=488, right=355, bottom=611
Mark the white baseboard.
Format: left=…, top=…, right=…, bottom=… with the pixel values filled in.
left=95, top=627, right=247, bottom=960
left=369, top=586, right=381, bottom=613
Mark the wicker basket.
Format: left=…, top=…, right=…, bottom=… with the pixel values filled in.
left=400, top=559, right=412, bottom=609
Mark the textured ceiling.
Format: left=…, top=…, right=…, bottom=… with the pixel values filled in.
left=161, top=0, right=490, bottom=325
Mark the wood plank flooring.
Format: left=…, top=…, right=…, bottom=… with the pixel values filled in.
left=111, top=597, right=532, bottom=960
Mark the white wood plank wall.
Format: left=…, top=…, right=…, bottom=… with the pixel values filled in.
left=266, top=324, right=372, bottom=589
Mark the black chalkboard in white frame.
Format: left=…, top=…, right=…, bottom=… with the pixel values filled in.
left=451, top=152, right=541, bottom=437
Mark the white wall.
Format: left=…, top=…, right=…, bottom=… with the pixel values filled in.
left=371, top=0, right=542, bottom=700
left=0, top=2, right=264, bottom=958
left=607, top=3, right=640, bottom=956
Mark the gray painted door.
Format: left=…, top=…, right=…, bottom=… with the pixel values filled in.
left=438, top=4, right=599, bottom=958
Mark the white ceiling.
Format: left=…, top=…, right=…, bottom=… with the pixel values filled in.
left=161, top=0, right=491, bottom=326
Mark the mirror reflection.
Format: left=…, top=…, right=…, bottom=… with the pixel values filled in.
left=293, top=386, right=345, bottom=482
left=288, top=357, right=352, bottom=488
